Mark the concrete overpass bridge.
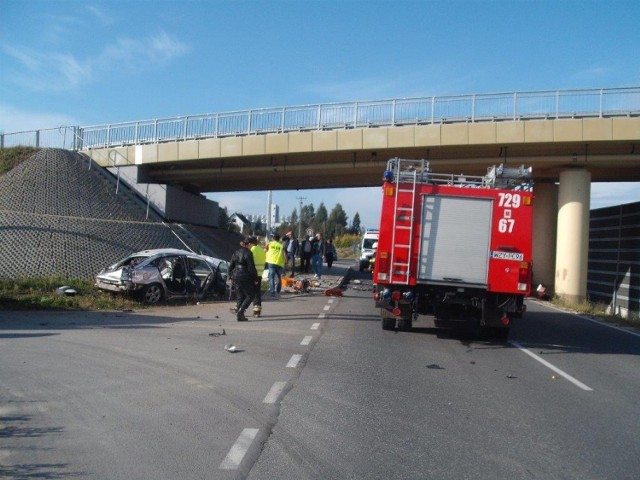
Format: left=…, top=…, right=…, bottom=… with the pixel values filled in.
left=76, top=87, right=640, bottom=302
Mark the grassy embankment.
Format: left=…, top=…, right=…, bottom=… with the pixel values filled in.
left=0, top=147, right=145, bottom=310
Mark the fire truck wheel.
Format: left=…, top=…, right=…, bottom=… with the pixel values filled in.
left=492, top=327, right=510, bottom=340
left=481, top=326, right=509, bottom=340
left=398, top=318, right=412, bottom=331
left=381, top=310, right=396, bottom=330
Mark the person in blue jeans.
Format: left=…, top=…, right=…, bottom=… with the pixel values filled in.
left=265, top=234, right=285, bottom=295
left=311, top=233, right=326, bottom=280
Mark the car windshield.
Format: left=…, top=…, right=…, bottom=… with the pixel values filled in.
left=363, top=239, right=378, bottom=249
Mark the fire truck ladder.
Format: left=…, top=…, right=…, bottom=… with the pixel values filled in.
left=389, top=158, right=422, bottom=285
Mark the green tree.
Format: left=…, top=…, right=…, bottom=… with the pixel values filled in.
left=350, top=212, right=362, bottom=235
left=300, top=204, right=315, bottom=234
left=328, top=203, right=348, bottom=238
left=313, top=202, right=328, bottom=234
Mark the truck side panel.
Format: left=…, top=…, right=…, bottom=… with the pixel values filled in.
left=418, top=195, right=492, bottom=286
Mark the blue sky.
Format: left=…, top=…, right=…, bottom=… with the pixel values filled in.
left=2, top=0, right=639, bottom=228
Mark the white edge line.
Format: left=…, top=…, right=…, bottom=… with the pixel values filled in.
left=531, top=299, right=640, bottom=338
left=509, top=341, right=593, bottom=391
left=286, top=354, right=302, bottom=368
left=263, top=381, right=287, bottom=404
left=301, top=335, right=313, bottom=346
left=311, top=322, right=320, bottom=329
left=219, top=428, right=259, bottom=470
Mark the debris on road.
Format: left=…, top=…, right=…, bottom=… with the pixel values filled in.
left=427, top=364, right=444, bottom=370
left=324, top=287, right=343, bottom=297
left=56, top=285, right=77, bottom=296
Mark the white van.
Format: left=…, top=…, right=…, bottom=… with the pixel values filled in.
left=359, top=229, right=379, bottom=271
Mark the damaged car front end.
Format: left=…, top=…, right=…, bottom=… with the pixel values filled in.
left=95, top=249, right=228, bottom=305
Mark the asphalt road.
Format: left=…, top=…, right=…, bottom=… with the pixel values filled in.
left=1, top=261, right=640, bottom=479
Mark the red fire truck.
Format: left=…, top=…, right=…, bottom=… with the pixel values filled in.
left=373, top=158, right=534, bottom=338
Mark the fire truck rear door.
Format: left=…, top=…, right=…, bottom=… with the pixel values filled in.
left=418, top=195, right=492, bottom=286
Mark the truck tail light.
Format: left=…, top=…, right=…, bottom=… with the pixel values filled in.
left=518, top=261, right=529, bottom=291
left=378, top=252, right=389, bottom=276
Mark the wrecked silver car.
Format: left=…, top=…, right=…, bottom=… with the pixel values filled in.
left=95, top=248, right=228, bottom=304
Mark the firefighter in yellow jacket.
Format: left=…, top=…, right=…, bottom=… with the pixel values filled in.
left=265, top=234, right=286, bottom=296
left=246, top=236, right=266, bottom=316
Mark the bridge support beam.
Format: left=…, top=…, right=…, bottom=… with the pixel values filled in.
left=532, top=182, right=558, bottom=293
left=555, top=168, right=591, bottom=303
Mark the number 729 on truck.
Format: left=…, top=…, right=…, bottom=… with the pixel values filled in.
left=372, top=158, right=534, bottom=339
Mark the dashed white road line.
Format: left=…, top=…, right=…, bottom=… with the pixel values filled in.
left=509, top=341, right=594, bottom=391
left=286, top=354, right=302, bottom=368
left=263, top=381, right=287, bottom=404
left=221, top=293, right=334, bottom=472
left=219, top=428, right=259, bottom=470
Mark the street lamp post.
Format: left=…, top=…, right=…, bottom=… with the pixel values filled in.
left=296, top=196, right=306, bottom=240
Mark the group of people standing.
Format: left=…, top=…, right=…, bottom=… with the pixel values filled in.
left=228, top=231, right=338, bottom=321
left=283, top=232, right=338, bottom=279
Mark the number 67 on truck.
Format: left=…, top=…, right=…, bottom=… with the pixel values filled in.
left=372, top=158, right=534, bottom=339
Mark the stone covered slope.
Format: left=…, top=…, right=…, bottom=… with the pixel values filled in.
left=0, top=149, right=239, bottom=280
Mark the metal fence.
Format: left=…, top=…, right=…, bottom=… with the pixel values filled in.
left=2, top=86, right=640, bottom=151
left=587, top=201, right=640, bottom=319
left=0, top=126, right=79, bottom=150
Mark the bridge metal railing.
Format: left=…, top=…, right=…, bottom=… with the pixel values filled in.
left=2, top=87, right=639, bottom=151
left=1, top=126, right=79, bottom=150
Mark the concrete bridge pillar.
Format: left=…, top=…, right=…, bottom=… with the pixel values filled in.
left=555, top=168, right=591, bottom=302
left=532, top=182, right=558, bottom=293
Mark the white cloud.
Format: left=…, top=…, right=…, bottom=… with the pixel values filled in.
left=148, top=31, right=189, bottom=64
left=85, top=5, right=115, bottom=26
left=2, top=30, right=188, bottom=93
left=2, top=45, right=92, bottom=92
left=98, top=31, right=188, bottom=69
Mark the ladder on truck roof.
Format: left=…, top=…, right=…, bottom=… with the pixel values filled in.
left=385, top=157, right=533, bottom=191
left=388, top=159, right=424, bottom=285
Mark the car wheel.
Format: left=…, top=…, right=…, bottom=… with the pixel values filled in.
left=142, top=283, right=164, bottom=305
